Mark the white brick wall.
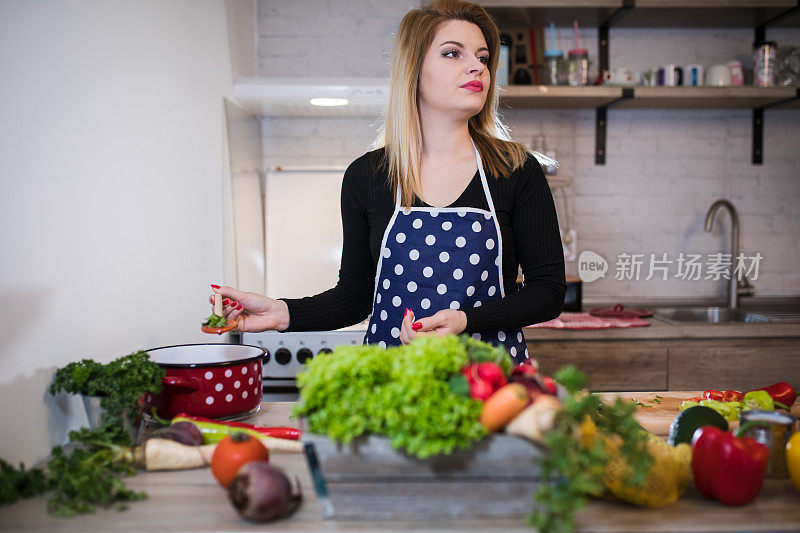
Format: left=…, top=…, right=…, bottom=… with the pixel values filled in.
left=257, top=0, right=800, bottom=299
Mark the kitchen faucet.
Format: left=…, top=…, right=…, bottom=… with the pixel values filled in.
left=704, top=199, right=754, bottom=310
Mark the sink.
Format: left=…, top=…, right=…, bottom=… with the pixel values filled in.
left=653, top=307, right=771, bottom=324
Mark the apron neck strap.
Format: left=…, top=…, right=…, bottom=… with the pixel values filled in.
left=393, top=138, right=496, bottom=218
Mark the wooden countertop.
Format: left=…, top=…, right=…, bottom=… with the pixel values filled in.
left=2, top=399, right=799, bottom=532
left=523, top=316, right=800, bottom=341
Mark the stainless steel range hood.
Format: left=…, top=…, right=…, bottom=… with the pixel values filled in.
left=233, top=77, right=389, bottom=117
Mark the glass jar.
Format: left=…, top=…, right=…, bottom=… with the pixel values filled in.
left=567, top=48, right=590, bottom=86
left=543, top=50, right=564, bottom=85
left=753, top=41, right=778, bottom=87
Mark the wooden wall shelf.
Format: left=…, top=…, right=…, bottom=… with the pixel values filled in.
left=474, top=0, right=800, bottom=164
left=498, top=86, right=799, bottom=110
left=499, top=85, right=623, bottom=108
left=477, top=0, right=800, bottom=28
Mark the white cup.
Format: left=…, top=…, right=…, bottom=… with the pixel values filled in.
left=706, top=64, right=732, bottom=86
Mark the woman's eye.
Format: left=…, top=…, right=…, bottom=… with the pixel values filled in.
left=443, top=50, right=490, bottom=64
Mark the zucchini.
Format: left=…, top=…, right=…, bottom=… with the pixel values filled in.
left=667, top=405, right=729, bottom=446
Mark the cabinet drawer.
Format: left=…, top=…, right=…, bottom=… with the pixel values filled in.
left=668, top=339, right=800, bottom=391
left=529, top=341, right=668, bottom=392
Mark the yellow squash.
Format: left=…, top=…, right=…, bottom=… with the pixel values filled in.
left=788, top=431, right=800, bottom=492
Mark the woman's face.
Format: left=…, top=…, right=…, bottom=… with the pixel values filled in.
left=418, top=20, right=490, bottom=120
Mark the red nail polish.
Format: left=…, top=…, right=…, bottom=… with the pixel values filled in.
left=211, top=284, right=220, bottom=289
left=222, top=299, right=229, bottom=305
left=404, top=308, right=410, bottom=317
left=412, top=322, right=422, bottom=331
left=237, top=304, right=243, bottom=310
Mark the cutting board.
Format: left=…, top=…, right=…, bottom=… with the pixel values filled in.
left=595, top=391, right=800, bottom=437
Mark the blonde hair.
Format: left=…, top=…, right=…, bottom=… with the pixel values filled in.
left=371, top=0, right=528, bottom=208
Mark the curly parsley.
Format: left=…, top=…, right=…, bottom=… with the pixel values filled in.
left=529, top=365, right=652, bottom=533
left=202, top=313, right=229, bottom=328
left=0, top=351, right=164, bottom=516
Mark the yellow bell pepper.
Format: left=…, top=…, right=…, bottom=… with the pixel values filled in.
left=788, top=431, right=800, bottom=492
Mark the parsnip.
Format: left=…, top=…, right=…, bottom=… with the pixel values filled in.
left=257, top=435, right=303, bottom=453
left=213, top=292, right=223, bottom=315
left=133, top=439, right=217, bottom=471
left=133, top=435, right=303, bottom=471
left=505, top=395, right=561, bottom=445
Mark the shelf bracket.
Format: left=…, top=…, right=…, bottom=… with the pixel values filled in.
left=599, top=0, right=634, bottom=74
left=755, top=0, right=800, bottom=44
left=596, top=88, right=634, bottom=165
left=752, top=88, right=800, bottom=165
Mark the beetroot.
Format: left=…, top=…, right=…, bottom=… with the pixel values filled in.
left=228, top=461, right=301, bottom=522
left=150, top=421, right=203, bottom=446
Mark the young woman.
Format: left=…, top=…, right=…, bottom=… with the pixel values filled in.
left=211, top=0, right=565, bottom=364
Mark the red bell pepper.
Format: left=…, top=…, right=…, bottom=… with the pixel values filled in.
left=692, top=422, right=769, bottom=506
left=747, top=382, right=799, bottom=407
left=512, top=359, right=539, bottom=377
left=703, top=389, right=724, bottom=401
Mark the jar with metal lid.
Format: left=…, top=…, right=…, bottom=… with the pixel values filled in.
left=754, top=41, right=778, bottom=87
left=739, top=409, right=797, bottom=478
left=567, top=48, right=589, bottom=86
left=543, top=49, right=564, bottom=85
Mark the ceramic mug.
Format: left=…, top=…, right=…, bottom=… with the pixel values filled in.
left=602, top=67, right=636, bottom=85
left=686, top=64, right=704, bottom=86
left=728, top=61, right=745, bottom=86
left=663, top=64, right=683, bottom=86
left=706, top=64, right=732, bottom=86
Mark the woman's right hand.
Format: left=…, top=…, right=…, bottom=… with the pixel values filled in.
left=208, top=285, right=290, bottom=333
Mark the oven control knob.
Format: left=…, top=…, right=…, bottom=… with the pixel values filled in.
left=274, top=348, right=292, bottom=365
left=318, top=347, right=333, bottom=355
left=297, top=348, right=314, bottom=364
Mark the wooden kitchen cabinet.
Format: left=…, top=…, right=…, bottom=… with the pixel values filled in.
left=528, top=336, right=800, bottom=392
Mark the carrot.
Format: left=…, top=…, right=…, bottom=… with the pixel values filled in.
left=479, top=383, right=530, bottom=432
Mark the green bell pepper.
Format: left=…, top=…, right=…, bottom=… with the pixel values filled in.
left=698, top=400, right=743, bottom=422
left=742, top=390, right=791, bottom=411
left=679, top=400, right=700, bottom=411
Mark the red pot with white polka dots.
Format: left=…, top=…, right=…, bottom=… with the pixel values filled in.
left=142, top=344, right=265, bottom=419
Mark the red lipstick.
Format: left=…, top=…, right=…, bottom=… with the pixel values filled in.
left=461, top=80, right=483, bottom=92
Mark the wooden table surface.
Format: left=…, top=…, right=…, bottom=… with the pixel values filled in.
left=2, top=396, right=799, bottom=532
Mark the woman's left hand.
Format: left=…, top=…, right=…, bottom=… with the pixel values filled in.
left=400, top=309, right=467, bottom=344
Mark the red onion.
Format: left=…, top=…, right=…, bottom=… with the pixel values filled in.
left=228, top=461, right=302, bottom=522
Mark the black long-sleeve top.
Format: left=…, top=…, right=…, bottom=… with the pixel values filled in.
left=281, top=147, right=566, bottom=333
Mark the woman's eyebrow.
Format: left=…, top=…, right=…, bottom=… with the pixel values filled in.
left=438, top=40, right=489, bottom=53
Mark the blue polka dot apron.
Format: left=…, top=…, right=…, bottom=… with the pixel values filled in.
left=364, top=142, right=529, bottom=364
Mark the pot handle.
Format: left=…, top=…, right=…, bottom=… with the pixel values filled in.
left=162, top=376, right=200, bottom=391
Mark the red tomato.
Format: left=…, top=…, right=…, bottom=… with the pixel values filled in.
left=211, top=432, right=269, bottom=488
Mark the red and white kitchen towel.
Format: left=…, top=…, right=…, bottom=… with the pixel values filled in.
left=529, top=312, right=651, bottom=330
